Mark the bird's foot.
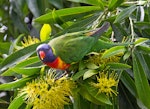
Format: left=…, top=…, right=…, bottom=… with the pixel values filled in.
left=55, top=70, right=68, bottom=81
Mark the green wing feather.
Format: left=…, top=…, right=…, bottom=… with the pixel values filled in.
left=49, top=22, right=110, bottom=63
left=49, top=34, right=96, bottom=63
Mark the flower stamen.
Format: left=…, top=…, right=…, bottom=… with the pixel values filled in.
left=21, top=36, right=40, bottom=47
left=91, top=71, right=118, bottom=97
left=19, top=69, right=75, bottom=109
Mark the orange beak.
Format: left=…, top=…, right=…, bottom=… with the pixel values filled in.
left=39, top=51, right=45, bottom=60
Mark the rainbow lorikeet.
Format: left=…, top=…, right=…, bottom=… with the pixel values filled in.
left=36, top=22, right=110, bottom=70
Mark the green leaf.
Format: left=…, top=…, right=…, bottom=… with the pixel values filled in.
left=111, top=23, right=128, bottom=41
left=141, top=29, right=150, bottom=38
left=9, top=7, right=28, bottom=33
left=8, top=95, right=24, bottom=109
left=114, top=5, right=137, bottom=23
left=123, top=51, right=131, bottom=60
left=0, top=42, right=10, bottom=54
left=134, top=22, right=150, bottom=30
left=107, top=62, right=131, bottom=70
left=86, top=63, right=99, bottom=69
left=134, top=38, right=149, bottom=46
left=72, top=69, right=88, bottom=81
left=83, top=81, right=112, bottom=105
left=15, top=56, right=41, bottom=67
left=0, top=76, right=34, bottom=90
left=34, top=6, right=102, bottom=24
left=79, top=86, right=105, bottom=105
left=137, top=99, right=148, bottom=109
left=136, top=46, right=150, bottom=54
left=79, top=61, right=86, bottom=70
left=134, top=53, right=150, bottom=81
left=133, top=53, right=150, bottom=109
left=2, top=67, right=40, bottom=76
left=26, top=0, right=41, bottom=17
left=83, top=69, right=98, bottom=80
left=121, top=71, right=137, bottom=97
left=12, top=67, right=40, bottom=76
left=68, top=0, right=104, bottom=8
left=0, top=43, right=40, bottom=74
left=108, top=0, right=124, bottom=11
left=66, top=13, right=99, bottom=30
left=1, top=56, right=41, bottom=76
left=142, top=54, right=150, bottom=80
left=101, top=46, right=126, bottom=59
left=48, top=0, right=63, bottom=9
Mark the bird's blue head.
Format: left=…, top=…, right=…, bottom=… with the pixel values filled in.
left=36, top=44, right=57, bottom=63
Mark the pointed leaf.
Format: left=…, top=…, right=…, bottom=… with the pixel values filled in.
left=48, top=0, right=63, bottom=9
left=12, top=67, right=40, bottom=76
left=79, top=61, right=87, bottom=70
left=108, top=0, right=124, bottom=11
left=0, top=76, right=34, bottom=90
left=72, top=70, right=88, bottom=81
left=133, top=53, right=150, bottom=108
left=123, top=51, right=131, bottom=60
left=101, top=46, right=126, bottom=59
left=142, top=54, right=150, bottom=80
left=68, top=0, right=104, bottom=9
left=86, top=63, right=99, bottom=69
left=34, top=6, right=102, bottom=24
left=26, top=0, right=41, bottom=17
left=79, top=86, right=105, bottom=105
left=137, top=46, right=150, bottom=54
left=114, top=5, right=137, bottom=23
left=0, top=43, right=40, bottom=74
left=8, top=95, right=24, bottom=109
left=107, top=62, right=131, bottom=70
left=83, top=69, right=98, bottom=80
left=66, top=13, right=99, bottom=30
left=0, top=42, right=10, bottom=54
left=134, top=22, right=150, bottom=30
left=1, top=56, right=41, bottom=76
left=2, top=67, right=40, bottom=76
left=121, top=71, right=137, bottom=97
left=134, top=53, right=150, bottom=81
left=134, top=38, right=149, bottom=46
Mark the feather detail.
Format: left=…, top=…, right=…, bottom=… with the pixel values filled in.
left=44, top=57, right=70, bottom=70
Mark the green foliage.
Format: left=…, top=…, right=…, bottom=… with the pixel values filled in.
left=133, top=53, right=150, bottom=108
left=101, top=46, right=126, bottom=59
left=34, top=6, right=102, bottom=24
left=8, top=95, right=24, bottom=109
left=0, top=0, right=150, bottom=109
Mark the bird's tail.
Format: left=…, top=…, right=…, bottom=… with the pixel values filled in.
left=89, top=22, right=110, bottom=38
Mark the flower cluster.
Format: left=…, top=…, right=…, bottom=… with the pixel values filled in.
left=87, top=51, right=122, bottom=66
left=91, top=71, right=118, bottom=97
left=19, top=69, right=75, bottom=109
left=21, top=35, right=40, bottom=47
